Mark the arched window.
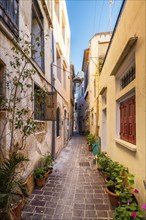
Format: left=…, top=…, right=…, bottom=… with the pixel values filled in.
left=56, top=107, right=60, bottom=137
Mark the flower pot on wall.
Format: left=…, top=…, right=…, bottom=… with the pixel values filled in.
left=11, top=198, right=25, bottom=220
left=105, top=187, right=120, bottom=207
left=23, top=172, right=35, bottom=195
left=35, top=177, right=45, bottom=188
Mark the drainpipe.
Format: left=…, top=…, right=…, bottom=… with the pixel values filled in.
left=51, top=24, right=55, bottom=160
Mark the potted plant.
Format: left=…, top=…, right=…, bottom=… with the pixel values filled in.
left=113, top=189, right=143, bottom=219
left=96, top=152, right=112, bottom=176
left=87, top=133, right=96, bottom=151
left=0, top=153, right=29, bottom=220
left=106, top=169, right=134, bottom=207
left=42, top=152, right=54, bottom=180
left=34, top=167, right=45, bottom=188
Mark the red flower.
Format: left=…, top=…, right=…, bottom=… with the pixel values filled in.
left=134, top=189, right=139, bottom=194
left=131, top=212, right=137, bottom=218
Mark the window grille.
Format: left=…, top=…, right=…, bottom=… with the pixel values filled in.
left=121, top=66, right=135, bottom=89
left=56, top=107, right=60, bottom=136
left=0, top=61, right=6, bottom=110
left=34, top=84, right=45, bottom=120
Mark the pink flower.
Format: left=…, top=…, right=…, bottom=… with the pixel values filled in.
left=131, top=212, right=137, bottom=218
left=134, top=189, right=139, bottom=194
left=127, top=201, right=130, bottom=205
left=142, top=204, right=146, bottom=210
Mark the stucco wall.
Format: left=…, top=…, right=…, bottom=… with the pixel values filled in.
left=98, top=1, right=146, bottom=204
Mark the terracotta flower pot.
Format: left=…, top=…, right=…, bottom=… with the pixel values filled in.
left=11, top=199, right=25, bottom=220
left=88, top=144, right=92, bottom=151
left=35, top=177, right=45, bottom=188
left=105, top=187, right=120, bottom=207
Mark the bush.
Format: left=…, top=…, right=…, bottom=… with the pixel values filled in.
left=87, top=133, right=96, bottom=145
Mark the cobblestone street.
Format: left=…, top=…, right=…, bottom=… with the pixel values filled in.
left=22, top=135, right=114, bottom=220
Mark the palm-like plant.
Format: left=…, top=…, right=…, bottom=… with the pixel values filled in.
left=0, top=153, right=28, bottom=220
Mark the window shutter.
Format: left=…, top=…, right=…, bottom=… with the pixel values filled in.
left=123, top=101, right=129, bottom=142
left=120, top=103, right=124, bottom=139
left=120, top=95, right=136, bottom=144
left=45, top=92, right=57, bottom=121
left=128, top=96, right=136, bottom=144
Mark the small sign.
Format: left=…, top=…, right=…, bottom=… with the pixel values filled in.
left=45, top=92, right=57, bottom=121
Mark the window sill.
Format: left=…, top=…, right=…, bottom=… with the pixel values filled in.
left=114, top=138, right=137, bottom=152
left=35, top=131, right=46, bottom=135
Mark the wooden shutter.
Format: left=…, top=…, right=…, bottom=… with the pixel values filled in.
left=120, top=101, right=128, bottom=142
left=45, top=92, right=57, bottom=121
left=127, top=96, right=136, bottom=144
left=120, top=96, right=136, bottom=144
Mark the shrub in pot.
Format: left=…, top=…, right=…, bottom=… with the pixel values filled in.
left=44, top=153, right=53, bottom=172
left=42, top=153, right=54, bottom=180
left=106, top=171, right=134, bottom=208
left=86, top=133, right=96, bottom=151
left=96, top=152, right=112, bottom=177
left=34, top=167, right=45, bottom=188
left=0, top=153, right=28, bottom=220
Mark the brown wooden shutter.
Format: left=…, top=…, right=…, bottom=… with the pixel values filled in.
left=120, top=95, right=136, bottom=144
left=45, top=92, right=57, bottom=121
left=127, top=96, right=136, bottom=144
left=120, top=103, right=124, bottom=139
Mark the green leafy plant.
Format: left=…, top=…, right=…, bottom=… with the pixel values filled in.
left=96, top=152, right=112, bottom=172
left=44, top=152, right=53, bottom=168
left=113, top=189, right=144, bottom=220
left=0, top=153, right=29, bottom=220
left=0, top=33, right=40, bottom=160
left=87, top=133, right=96, bottom=145
left=34, top=167, right=45, bottom=179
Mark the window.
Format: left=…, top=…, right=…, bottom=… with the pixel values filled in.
left=0, top=0, right=19, bottom=36
left=0, top=61, right=6, bottom=98
left=120, top=96, right=136, bottom=144
left=56, top=49, right=61, bottom=82
left=63, top=65, right=66, bottom=90
left=31, top=0, right=44, bottom=70
left=56, top=107, right=60, bottom=136
left=0, top=60, right=6, bottom=110
left=75, top=102, right=77, bottom=110
left=54, top=0, right=59, bottom=22
left=34, top=84, right=45, bottom=120
left=120, top=65, right=135, bottom=89
left=62, top=12, right=66, bottom=42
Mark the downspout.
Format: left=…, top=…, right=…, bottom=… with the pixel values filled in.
left=51, top=22, right=55, bottom=160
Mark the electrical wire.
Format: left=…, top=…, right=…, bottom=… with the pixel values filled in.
left=93, top=0, right=97, bottom=35
left=98, top=0, right=105, bottom=32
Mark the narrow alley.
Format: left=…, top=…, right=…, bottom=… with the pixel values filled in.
left=22, top=135, right=113, bottom=220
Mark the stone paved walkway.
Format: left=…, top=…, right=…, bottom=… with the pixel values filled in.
left=22, top=134, right=114, bottom=220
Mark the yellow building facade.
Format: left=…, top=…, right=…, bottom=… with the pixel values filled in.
left=98, top=1, right=146, bottom=204
left=88, top=33, right=111, bottom=136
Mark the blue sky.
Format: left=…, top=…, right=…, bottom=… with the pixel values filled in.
left=66, top=0, right=123, bottom=74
